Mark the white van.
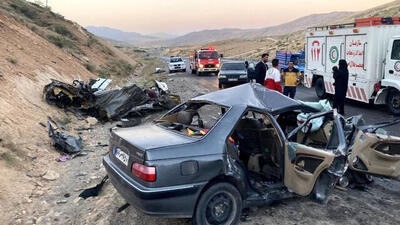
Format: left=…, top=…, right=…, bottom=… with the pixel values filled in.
left=304, top=17, right=400, bottom=115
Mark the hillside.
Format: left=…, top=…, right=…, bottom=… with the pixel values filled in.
left=156, top=11, right=354, bottom=47
left=165, top=0, right=400, bottom=60
left=0, top=0, right=140, bottom=222
left=86, top=26, right=160, bottom=45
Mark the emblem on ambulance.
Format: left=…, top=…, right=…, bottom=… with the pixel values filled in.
left=329, top=46, right=339, bottom=64
left=395, top=61, right=400, bottom=72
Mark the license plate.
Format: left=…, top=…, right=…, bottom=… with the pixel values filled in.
left=228, top=78, right=238, bottom=81
left=114, top=148, right=129, bottom=166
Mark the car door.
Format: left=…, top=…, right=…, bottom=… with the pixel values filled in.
left=384, top=39, right=400, bottom=81
left=284, top=111, right=347, bottom=197
left=348, top=119, right=400, bottom=178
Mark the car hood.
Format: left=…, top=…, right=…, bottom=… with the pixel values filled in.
left=112, top=124, right=196, bottom=150
left=220, top=70, right=247, bottom=75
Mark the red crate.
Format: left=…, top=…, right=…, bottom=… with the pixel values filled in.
left=394, top=17, right=400, bottom=24
left=355, top=17, right=383, bottom=27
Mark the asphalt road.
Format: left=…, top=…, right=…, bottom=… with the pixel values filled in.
left=163, top=57, right=399, bottom=136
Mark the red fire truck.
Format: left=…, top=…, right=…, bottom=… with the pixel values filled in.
left=190, top=46, right=222, bottom=75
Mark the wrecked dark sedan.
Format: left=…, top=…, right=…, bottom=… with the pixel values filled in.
left=103, top=83, right=349, bottom=225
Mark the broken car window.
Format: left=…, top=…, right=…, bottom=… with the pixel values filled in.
left=288, top=112, right=336, bottom=150
left=156, top=102, right=228, bottom=138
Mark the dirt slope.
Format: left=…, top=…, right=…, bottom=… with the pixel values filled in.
left=0, top=1, right=138, bottom=223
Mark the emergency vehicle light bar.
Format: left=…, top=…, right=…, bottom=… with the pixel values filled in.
left=200, top=46, right=216, bottom=51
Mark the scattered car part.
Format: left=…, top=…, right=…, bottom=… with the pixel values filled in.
left=48, top=121, right=82, bottom=154
left=117, top=203, right=130, bottom=213
left=79, top=175, right=109, bottom=199
left=43, top=79, right=180, bottom=121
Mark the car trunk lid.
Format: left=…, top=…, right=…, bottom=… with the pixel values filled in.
left=109, top=124, right=197, bottom=176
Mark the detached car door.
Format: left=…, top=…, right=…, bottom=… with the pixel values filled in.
left=348, top=119, right=400, bottom=178
left=283, top=111, right=347, bottom=198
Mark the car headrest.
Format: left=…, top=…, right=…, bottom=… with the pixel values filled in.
left=177, top=111, right=193, bottom=125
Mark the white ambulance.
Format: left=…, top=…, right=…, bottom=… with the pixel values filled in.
left=304, top=17, right=400, bottom=115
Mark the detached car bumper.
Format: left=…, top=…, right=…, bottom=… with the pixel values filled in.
left=103, top=154, right=206, bottom=218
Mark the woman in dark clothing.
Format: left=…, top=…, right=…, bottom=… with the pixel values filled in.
left=333, top=59, right=349, bottom=115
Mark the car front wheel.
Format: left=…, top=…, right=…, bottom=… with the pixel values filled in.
left=387, top=89, right=400, bottom=115
left=193, top=183, right=242, bottom=225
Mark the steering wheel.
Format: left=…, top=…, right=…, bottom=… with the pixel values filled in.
left=193, top=112, right=204, bottom=128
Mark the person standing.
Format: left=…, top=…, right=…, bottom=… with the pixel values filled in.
left=254, top=53, right=269, bottom=85
left=282, top=61, right=300, bottom=98
left=333, top=59, right=349, bottom=115
left=264, top=58, right=282, bottom=93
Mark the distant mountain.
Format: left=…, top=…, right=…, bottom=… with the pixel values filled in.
left=157, top=11, right=355, bottom=46
left=86, top=26, right=158, bottom=44
left=148, top=32, right=178, bottom=39
left=88, top=11, right=356, bottom=47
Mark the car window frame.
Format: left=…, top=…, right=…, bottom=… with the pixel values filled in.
left=287, top=110, right=347, bottom=155
left=155, top=100, right=232, bottom=140
left=391, top=39, right=400, bottom=60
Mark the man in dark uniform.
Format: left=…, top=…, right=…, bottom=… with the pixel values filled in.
left=254, top=53, right=269, bottom=85
left=333, top=59, right=349, bottom=115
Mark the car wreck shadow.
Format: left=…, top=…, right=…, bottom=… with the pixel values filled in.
left=109, top=206, right=192, bottom=225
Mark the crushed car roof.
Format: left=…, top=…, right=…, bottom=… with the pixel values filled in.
left=192, top=83, right=317, bottom=114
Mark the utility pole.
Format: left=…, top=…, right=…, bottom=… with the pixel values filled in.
left=46, top=0, right=48, bottom=7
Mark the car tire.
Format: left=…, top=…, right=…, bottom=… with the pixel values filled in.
left=183, top=69, right=187, bottom=72
left=315, top=77, right=326, bottom=99
left=218, top=82, right=223, bottom=89
left=193, top=183, right=242, bottom=225
left=387, top=89, right=400, bottom=115
left=196, top=70, right=201, bottom=76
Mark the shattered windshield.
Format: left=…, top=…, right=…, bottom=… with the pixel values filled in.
left=156, top=102, right=228, bottom=138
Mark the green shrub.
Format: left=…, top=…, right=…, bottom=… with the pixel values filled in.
left=100, top=45, right=114, bottom=56
left=7, top=57, right=18, bottom=64
left=47, top=35, right=74, bottom=48
left=87, top=35, right=99, bottom=48
left=98, top=59, right=134, bottom=78
left=54, top=25, right=71, bottom=36
left=85, top=62, right=96, bottom=73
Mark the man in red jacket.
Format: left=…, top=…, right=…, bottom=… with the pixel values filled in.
left=264, top=59, right=282, bottom=93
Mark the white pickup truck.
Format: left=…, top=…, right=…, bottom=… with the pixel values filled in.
left=304, top=17, right=400, bottom=115
left=168, top=57, right=186, bottom=73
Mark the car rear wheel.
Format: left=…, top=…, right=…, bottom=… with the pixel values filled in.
left=387, top=89, right=400, bottom=115
left=315, top=77, right=326, bottom=99
left=193, top=183, right=242, bottom=225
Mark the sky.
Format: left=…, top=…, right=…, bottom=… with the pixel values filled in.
left=36, top=0, right=393, bottom=35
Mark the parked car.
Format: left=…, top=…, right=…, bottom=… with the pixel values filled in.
left=218, top=62, right=248, bottom=88
left=104, top=83, right=352, bottom=225
left=168, top=57, right=186, bottom=73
